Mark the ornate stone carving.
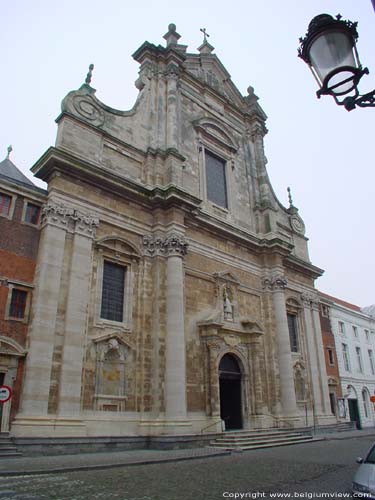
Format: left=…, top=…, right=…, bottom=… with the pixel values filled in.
left=262, top=275, right=288, bottom=291
left=290, top=213, right=306, bottom=235
left=73, top=210, right=100, bottom=237
left=223, top=335, right=240, bottom=347
left=143, top=233, right=188, bottom=257
left=41, top=203, right=99, bottom=237
left=41, top=203, right=75, bottom=230
left=301, top=292, right=319, bottom=309
left=72, top=95, right=105, bottom=127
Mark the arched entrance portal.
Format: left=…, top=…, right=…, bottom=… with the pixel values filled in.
left=219, top=354, right=243, bottom=430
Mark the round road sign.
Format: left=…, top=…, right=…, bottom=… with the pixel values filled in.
left=0, top=385, right=12, bottom=403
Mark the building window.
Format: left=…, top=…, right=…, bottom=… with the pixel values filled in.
left=342, top=343, right=350, bottom=371
left=362, top=389, right=370, bottom=419
left=365, top=329, right=370, bottom=343
left=321, top=304, right=329, bottom=317
left=369, top=350, right=375, bottom=375
left=100, top=261, right=126, bottom=322
left=352, top=325, right=358, bottom=338
left=9, top=289, right=28, bottom=319
left=0, top=193, right=12, bottom=217
left=327, top=348, right=335, bottom=366
left=356, top=347, right=363, bottom=373
left=24, top=202, right=41, bottom=225
left=287, top=313, right=299, bottom=352
left=205, top=150, right=228, bottom=209
left=338, top=321, right=345, bottom=335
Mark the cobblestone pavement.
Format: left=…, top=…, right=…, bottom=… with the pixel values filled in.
left=0, top=434, right=373, bottom=500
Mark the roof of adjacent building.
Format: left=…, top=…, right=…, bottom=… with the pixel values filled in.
left=0, top=156, right=35, bottom=187
left=319, top=291, right=362, bottom=312
left=362, top=305, right=375, bottom=317
left=0, top=151, right=47, bottom=195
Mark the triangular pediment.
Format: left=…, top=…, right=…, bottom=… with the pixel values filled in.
left=92, top=332, right=134, bottom=350
left=185, top=54, right=245, bottom=108
left=214, top=271, right=241, bottom=285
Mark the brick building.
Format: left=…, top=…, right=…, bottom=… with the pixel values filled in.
left=318, top=294, right=343, bottom=420
left=0, top=148, right=46, bottom=431
left=6, top=25, right=336, bottom=441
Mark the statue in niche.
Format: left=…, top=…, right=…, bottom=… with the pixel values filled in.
left=223, top=286, right=234, bottom=321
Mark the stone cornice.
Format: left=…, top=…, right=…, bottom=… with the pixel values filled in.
left=31, top=147, right=201, bottom=214
left=284, top=255, right=324, bottom=280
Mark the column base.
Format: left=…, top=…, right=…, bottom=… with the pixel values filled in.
left=11, top=415, right=87, bottom=438
left=137, top=418, right=192, bottom=436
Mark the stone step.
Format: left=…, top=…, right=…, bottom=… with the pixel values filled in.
left=210, top=437, right=319, bottom=452
left=211, top=434, right=312, bottom=448
left=213, top=434, right=312, bottom=445
left=213, top=431, right=309, bottom=442
left=0, top=434, right=22, bottom=458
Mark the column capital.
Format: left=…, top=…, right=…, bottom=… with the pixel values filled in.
left=143, top=232, right=188, bottom=258
left=73, top=210, right=100, bottom=238
left=262, top=275, right=288, bottom=292
left=41, top=203, right=99, bottom=237
left=41, top=203, right=75, bottom=230
left=301, top=292, right=320, bottom=310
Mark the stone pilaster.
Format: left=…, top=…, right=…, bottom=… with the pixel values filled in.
left=251, top=341, right=265, bottom=414
left=263, top=275, right=297, bottom=417
left=20, top=204, right=72, bottom=415
left=58, top=211, right=99, bottom=416
left=301, top=293, right=323, bottom=415
left=309, top=295, right=331, bottom=415
left=166, top=65, right=179, bottom=151
left=143, top=232, right=188, bottom=420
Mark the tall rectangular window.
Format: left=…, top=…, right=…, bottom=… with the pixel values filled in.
left=0, top=193, right=11, bottom=216
left=327, top=348, right=335, bottom=366
left=352, top=325, right=358, bottom=338
left=9, top=289, right=28, bottom=319
left=356, top=347, right=363, bottom=373
left=338, top=321, right=345, bottom=335
left=342, top=343, right=350, bottom=371
left=24, top=202, right=41, bottom=225
left=100, top=261, right=126, bottom=322
left=287, top=313, right=299, bottom=352
left=365, top=329, right=370, bottom=343
left=205, top=150, right=228, bottom=209
left=368, top=350, right=375, bottom=375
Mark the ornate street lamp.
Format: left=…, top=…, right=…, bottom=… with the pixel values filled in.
left=298, top=14, right=375, bottom=111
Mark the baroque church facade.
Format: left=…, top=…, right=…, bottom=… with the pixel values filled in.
left=10, top=24, right=335, bottom=438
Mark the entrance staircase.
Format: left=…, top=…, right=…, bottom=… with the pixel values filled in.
left=209, top=428, right=317, bottom=452
left=0, top=433, right=22, bottom=458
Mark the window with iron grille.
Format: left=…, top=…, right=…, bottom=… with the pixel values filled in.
left=287, top=313, right=299, bottom=352
left=100, top=261, right=126, bottom=322
left=24, top=202, right=41, bottom=225
left=0, top=193, right=11, bottom=217
left=205, top=150, right=228, bottom=208
left=9, top=289, right=28, bottom=319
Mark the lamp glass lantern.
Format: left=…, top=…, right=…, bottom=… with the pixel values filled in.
left=299, top=14, right=363, bottom=98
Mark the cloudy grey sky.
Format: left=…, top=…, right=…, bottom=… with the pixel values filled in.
left=1, top=1, right=374, bottom=307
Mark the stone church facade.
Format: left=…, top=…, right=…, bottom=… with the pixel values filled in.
left=12, top=24, right=335, bottom=438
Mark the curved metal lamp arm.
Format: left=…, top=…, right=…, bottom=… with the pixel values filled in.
left=343, top=89, right=375, bottom=111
